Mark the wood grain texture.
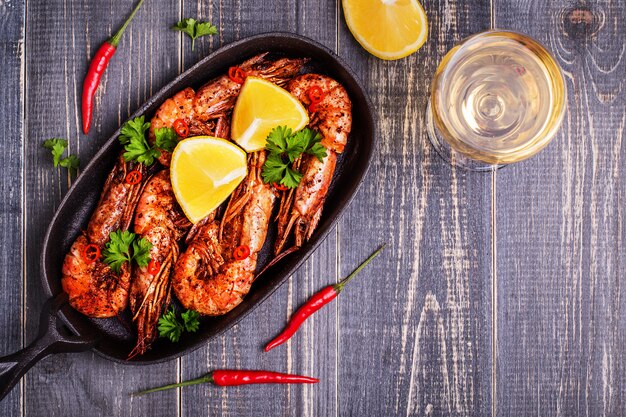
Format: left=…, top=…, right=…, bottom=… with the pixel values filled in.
left=0, top=0, right=25, bottom=416
left=495, top=1, right=626, bottom=416
left=177, top=1, right=340, bottom=417
left=3, top=0, right=624, bottom=415
left=22, top=1, right=181, bottom=416
left=336, top=0, right=493, bottom=415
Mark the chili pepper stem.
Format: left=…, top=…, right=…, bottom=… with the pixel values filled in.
left=333, top=244, right=386, bottom=293
left=132, top=373, right=213, bottom=397
left=109, top=0, right=145, bottom=47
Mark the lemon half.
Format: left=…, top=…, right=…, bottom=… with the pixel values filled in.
left=231, top=77, right=309, bottom=152
left=170, top=136, right=247, bottom=223
left=342, top=0, right=428, bottom=60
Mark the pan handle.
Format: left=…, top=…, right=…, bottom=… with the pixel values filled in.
left=0, top=293, right=99, bottom=401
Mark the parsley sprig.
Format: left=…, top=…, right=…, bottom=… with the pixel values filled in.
left=118, top=116, right=160, bottom=166
left=261, top=126, right=327, bottom=188
left=42, top=138, right=80, bottom=175
left=158, top=306, right=200, bottom=342
left=118, top=117, right=180, bottom=166
left=154, top=127, right=179, bottom=152
left=102, top=230, right=152, bottom=274
left=172, top=18, right=217, bottom=51
left=59, top=155, right=80, bottom=174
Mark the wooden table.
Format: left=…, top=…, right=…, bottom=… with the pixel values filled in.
left=1, top=0, right=624, bottom=415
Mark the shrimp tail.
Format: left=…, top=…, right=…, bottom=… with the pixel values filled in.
left=128, top=249, right=175, bottom=360
left=128, top=171, right=190, bottom=358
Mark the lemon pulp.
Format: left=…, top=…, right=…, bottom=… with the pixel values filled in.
left=342, top=0, right=428, bottom=60
left=170, top=136, right=247, bottom=223
left=231, top=77, right=309, bottom=152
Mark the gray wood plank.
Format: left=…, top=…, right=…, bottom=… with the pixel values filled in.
left=13, top=0, right=625, bottom=416
left=177, top=1, right=340, bottom=417
left=23, top=1, right=182, bottom=416
left=337, top=0, right=493, bottom=415
left=0, top=0, right=25, bottom=416
left=494, top=1, right=626, bottom=416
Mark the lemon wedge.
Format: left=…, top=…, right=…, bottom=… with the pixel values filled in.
left=231, top=77, right=309, bottom=152
left=170, top=136, right=247, bottom=223
left=342, top=0, right=428, bottom=60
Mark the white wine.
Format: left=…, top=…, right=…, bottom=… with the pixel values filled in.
left=427, top=31, right=566, bottom=168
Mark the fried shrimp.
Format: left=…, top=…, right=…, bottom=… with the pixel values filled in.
left=274, top=74, right=352, bottom=254
left=172, top=152, right=276, bottom=316
left=61, top=155, right=146, bottom=318
left=128, top=171, right=190, bottom=358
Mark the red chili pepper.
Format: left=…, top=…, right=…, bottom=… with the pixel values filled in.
left=173, top=118, right=189, bottom=138
left=82, top=244, right=101, bottom=263
left=133, top=369, right=318, bottom=396
left=147, top=259, right=160, bottom=275
left=233, top=245, right=251, bottom=261
left=228, top=66, right=247, bottom=84
left=82, top=0, right=145, bottom=134
left=273, top=182, right=288, bottom=191
left=211, top=370, right=318, bottom=386
left=305, top=86, right=325, bottom=113
left=306, top=86, right=325, bottom=103
left=308, top=101, right=319, bottom=113
left=125, top=169, right=142, bottom=185
left=264, top=245, right=385, bottom=352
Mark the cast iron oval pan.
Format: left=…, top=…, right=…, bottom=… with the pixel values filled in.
left=0, top=32, right=374, bottom=400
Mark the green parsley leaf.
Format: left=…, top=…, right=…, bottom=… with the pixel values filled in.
left=102, top=230, right=153, bottom=273
left=158, top=307, right=200, bottom=342
left=308, top=141, right=327, bottom=161
left=124, top=140, right=160, bottom=166
left=132, top=237, right=152, bottom=267
left=195, top=21, right=218, bottom=38
left=171, top=18, right=196, bottom=39
left=262, top=126, right=327, bottom=188
left=261, top=153, right=302, bottom=188
left=43, top=138, right=80, bottom=175
left=59, top=154, right=80, bottom=175
left=261, top=152, right=289, bottom=185
left=119, top=116, right=159, bottom=166
left=102, top=230, right=135, bottom=273
left=282, top=166, right=303, bottom=188
left=42, top=138, right=68, bottom=167
left=154, top=127, right=179, bottom=153
left=172, top=18, right=217, bottom=51
left=119, top=116, right=150, bottom=145
left=293, top=128, right=327, bottom=161
left=265, top=126, right=292, bottom=157
left=158, top=307, right=184, bottom=343
left=181, top=310, right=200, bottom=333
